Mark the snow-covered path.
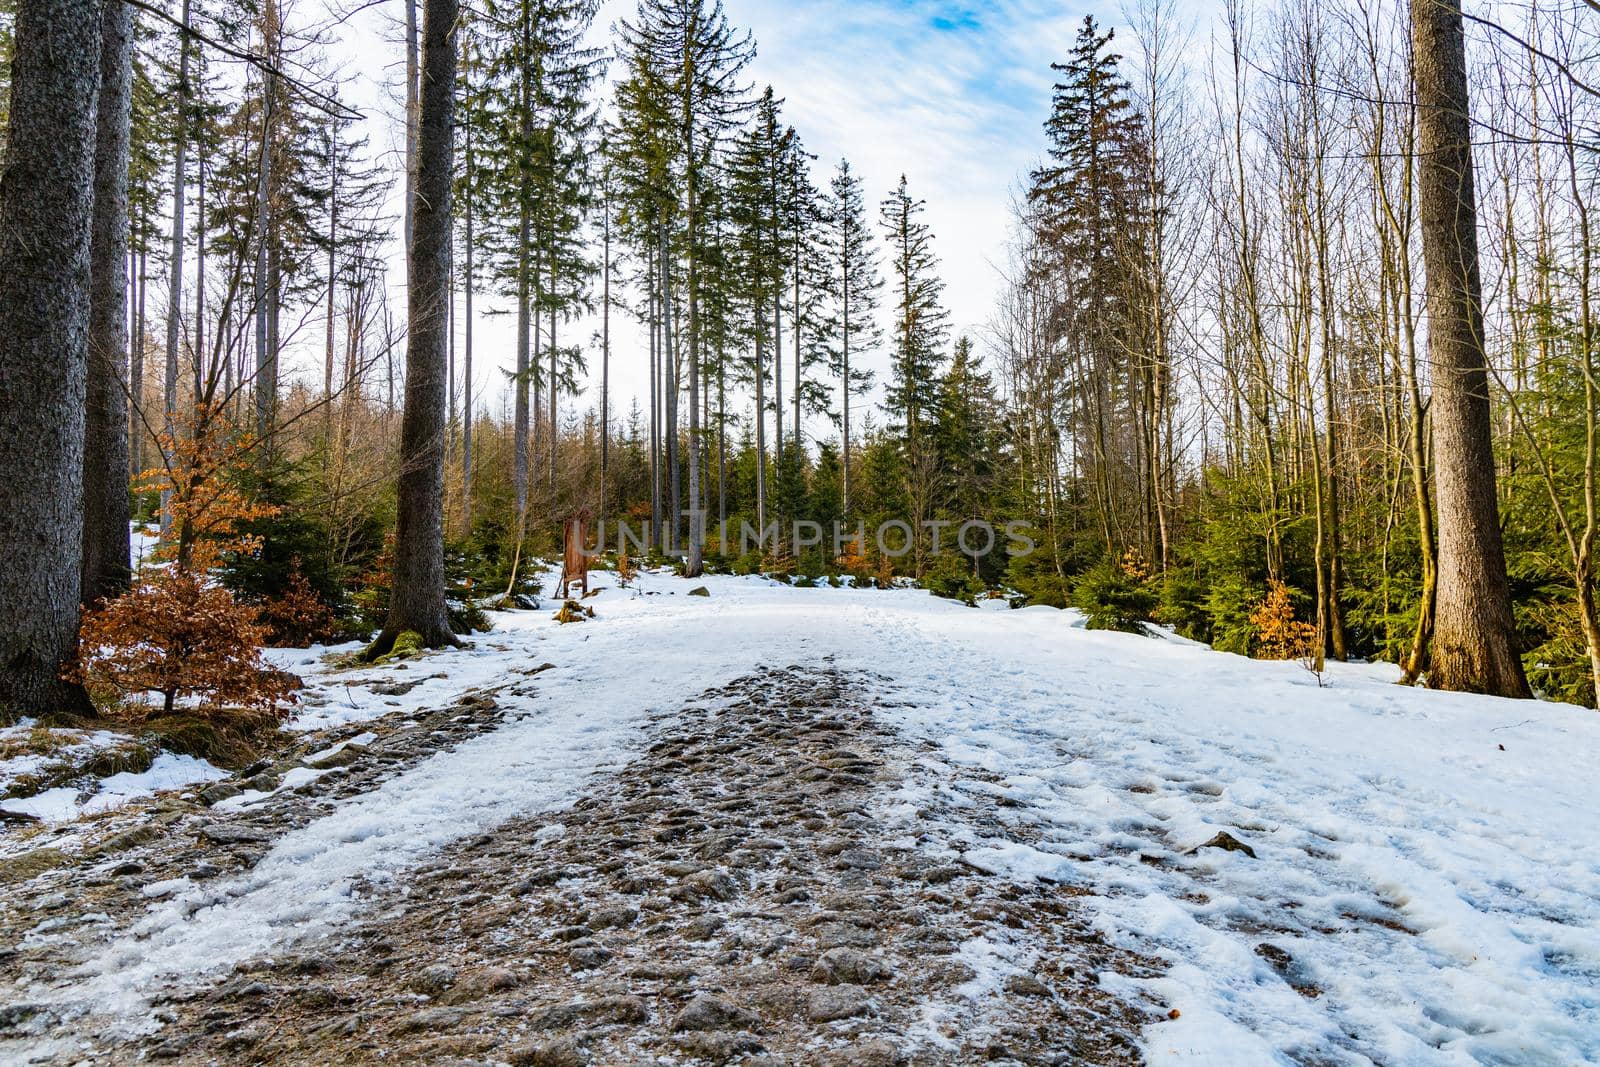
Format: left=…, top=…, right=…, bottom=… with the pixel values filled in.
left=856, top=599, right=1600, bottom=1065
left=4, top=570, right=1598, bottom=1065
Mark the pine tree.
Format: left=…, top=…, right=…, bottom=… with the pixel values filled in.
left=778, top=126, right=830, bottom=450
left=823, top=157, right=881, bottom=516
left=366, top=0, right=460, bottom=658
left=479, top=0, right=603, bottom=526
left=934, top=337, right=1002, bottom=517
left=618, top=0, right=752, bottom=573
left=1028, top=15, right=1148, bottom=554
left=879, top=174, right=948, bottom=446
left=727, top=87, right=791, bottom=534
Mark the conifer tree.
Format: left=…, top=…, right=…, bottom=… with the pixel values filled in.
left=879, top=174, right=948, bottom=447
left=618, top=0, right=752, bottom=573
left=823, top=157, right=881, bottom=516
left=1028, top=14, right=1148, bottom=555
left=727, top=88, right=790, bottom=534
left=367, top=0, right=460, bottom=658
left=0, top=0, right=102, bottom=718
left=480, top=0, right=603, bottom=526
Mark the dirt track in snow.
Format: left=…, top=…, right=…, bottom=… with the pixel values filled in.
left=0, top=662, right=1161, bottom=1065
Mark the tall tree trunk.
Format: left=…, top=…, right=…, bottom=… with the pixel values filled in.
left=195, top=154, right=207, bottom=388
left=83, top=0, right=132, bottom=606
left=128, top=241, right=144, bottom=485
left=323, top=129, right=338, bottom=441
left=754, top=312, right=768, bottom=534
left=548, top=260, right=557, bottom=493
left=684, top=139, right=703, bottom=576
left=403, top=0, right=417, bottom=263
left=841, top=247, right=852, bottom=517
left=599, top=183, right=610, bottom=522
left=366, top=0, right=459, bottom=658
left=252, top=6, right=277, bottom=441
left=511, top=26, right=531, bottom=527
left=1411, top=0, right=1529, bottom=697
left=662, top=221, right=680, bottom=554
left=163, top=0, right=190, bottom=500
left=462, top=125, right=474, bottom=533
left=0, top=0, right=102, bottom=718
left=648, top=255, right=660, bottom=547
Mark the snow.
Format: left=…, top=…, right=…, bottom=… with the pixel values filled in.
left=0, top=752, right=226, bottom=824
left=12, top=569, right=1599, bottom=1064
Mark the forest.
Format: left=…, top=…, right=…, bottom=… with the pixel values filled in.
left=5, top=2, right=1600, bottom=1063
left=2, top=0, right=1599, bottom=731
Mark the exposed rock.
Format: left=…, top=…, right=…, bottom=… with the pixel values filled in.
left=407, top=963, right=458, bottom=995
left=507, top=1036, right=590, bottom=1067
left=197, top=781, right=242, bottom=806
left=688, top=586, right=710, bottom=597
left=822, top=1037, right=905, bottom=1066
left=1189, top=830, right=1257, bottom=859
left=1002, top=974, right=1051, bottom=997
left=679, top=868, right=737, bottom=902
left=670, top=993, right=760, bottom=1032
left=396, top=1006, right=466, bottom=1032
left=812, top=948, right=892, bottom=985
left=806, top=984, right=873, bottom=1021
left=198, top=823, right=270, bottom=845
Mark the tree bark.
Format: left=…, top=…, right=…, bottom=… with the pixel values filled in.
left=82, top=0, right=132, bottom=607
left=163, top=0, right=190, bottom=484
left=366, top=0, right=459, bottom=658
left=1411, top=0, right=1529, bottom=697
left=0, top=1, right=102, bottom=718
left=684, top=131, right=703, bottom=576
left=252, top=4, right=277, bottom=440
left=462, top=121, right=475, bottom=533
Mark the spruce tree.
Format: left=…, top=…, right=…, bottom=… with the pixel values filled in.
left=367, top=0, right=460, bottom=658
left=823, top=157, right=881, bottom=516
left=879, top=174, right=948, bottom=447
left=727, top=87, right=790, bottom=535
left=1028, top=14, right=1148, bottom=554
left=618, top=0, right=752, bottom=574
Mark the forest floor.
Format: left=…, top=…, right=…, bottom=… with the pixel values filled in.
left=0, top=568, right=1597, bottom=1065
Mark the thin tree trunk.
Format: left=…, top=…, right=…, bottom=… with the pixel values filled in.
left=1411, top=0, right=1529, bottom=697
left=599, top=182, right=610, bottom=521
left=462, top=124, right=474, bottom=533
left=662, top=221, right=679, bottom=553
left=324, top=130, right=338, bottom=441
left=83, top=0, right=133, bottom=606
left=403, top=0, right=417, bottom=263
left=649, top=254, right=660, bottom=547
left=252, top=6, right=277, bottom=440
left=162, top=0, right=191, bottom=511
left=195, top=153, right=207, bottom=386
left=366, top=0, right=459, bottom=657
left=128, top=241, right=144, bottom=486
left=754, top=314, right=768, bottom=534
left=0, top=0, right=102, bottom=718
left=684, top=138, right=703, bottom=576
left=512, top=52, right=531, bottom=524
